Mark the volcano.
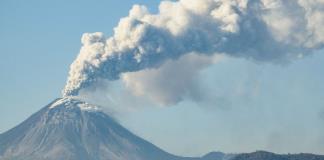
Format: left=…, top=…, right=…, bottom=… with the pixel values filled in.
left=1, top=98, right=323, bottom=160
left=0, top=98, right=219, bottom=160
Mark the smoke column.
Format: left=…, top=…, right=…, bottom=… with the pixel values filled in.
left=63, top=0, right=324, bottom=97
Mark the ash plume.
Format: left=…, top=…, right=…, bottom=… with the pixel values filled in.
left=63, top=0, right=324, bottom=99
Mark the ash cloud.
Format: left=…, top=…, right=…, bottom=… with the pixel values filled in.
left=63, top=0, right=324, bottom=105
left=122, top=53, right=223, bottom=105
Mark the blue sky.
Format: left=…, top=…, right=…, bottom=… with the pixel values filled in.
left=1, top=0, right=324, bottom=157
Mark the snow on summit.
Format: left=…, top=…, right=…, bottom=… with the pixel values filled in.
left=49, top=97, right=100, bottom=111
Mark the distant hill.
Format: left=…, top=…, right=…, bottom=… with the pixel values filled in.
left=232, top=151, right=324, bottom=160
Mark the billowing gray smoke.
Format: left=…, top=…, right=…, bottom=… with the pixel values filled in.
left=63, top=0, right=324, bottom=97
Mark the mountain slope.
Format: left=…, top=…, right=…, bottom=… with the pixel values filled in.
left=0, top=98, right=198, bottom=160
left=1, top=98, right=324, bottom=160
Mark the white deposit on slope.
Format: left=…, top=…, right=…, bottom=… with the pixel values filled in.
left=49, top=97, right=100, bottom=111
left=63, top=0, right=324, bottom=101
